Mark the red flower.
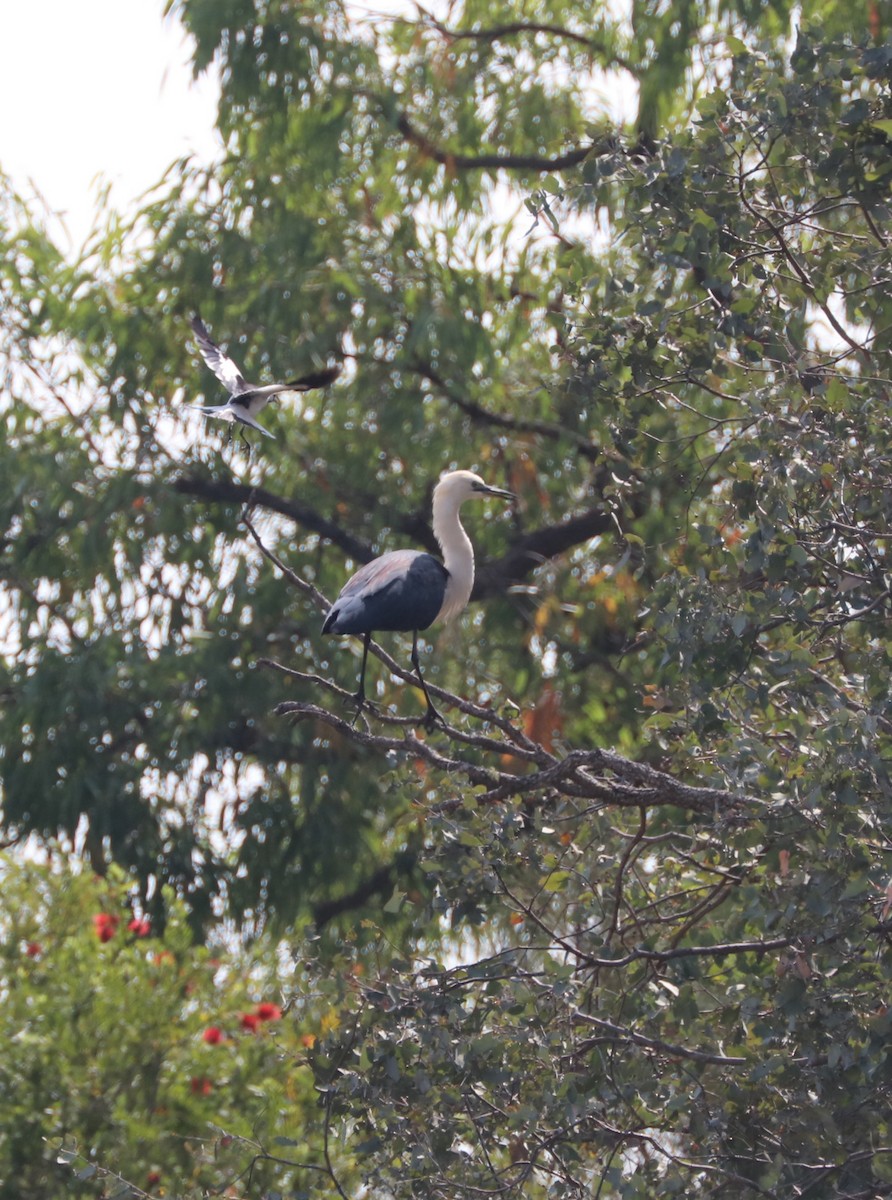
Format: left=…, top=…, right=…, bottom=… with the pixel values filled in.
left=92, top=913, right=119, bottom=943
left=202, top=1026, right=224, bottom=1045
left=239, top=1012, right=261, bottom=1032
left=190, top=1075, right=213, bottom=1095
left=255, top=1002, right=283, bottom=1022
left=145, top=1170, right=162, bottom=1186
left=25, top=941, right=42, bottom=958
left=127, top=918, right=151, bottom=937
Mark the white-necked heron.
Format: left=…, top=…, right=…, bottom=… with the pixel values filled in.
left=189, top=314, right=340, bottom=440
left=322, top=469, right=514, bottom=725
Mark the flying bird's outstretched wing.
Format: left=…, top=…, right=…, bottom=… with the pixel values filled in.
left=285, top=364, right=343, bottom=391
left=190, top=315, right=249, bottom=397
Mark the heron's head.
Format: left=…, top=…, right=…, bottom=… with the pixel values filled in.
left=435, top=469, right=514, bottom=508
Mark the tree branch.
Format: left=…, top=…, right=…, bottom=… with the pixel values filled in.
left=312, top=856, right=416, bottom=927
left=736, top=150, right=872, bottom=362
left=271, top=700, right=759, bottom=817
left=410, top=359, right=602, bottom=461
left=473, top=507, right=619, bottom=596
left=394, top=110, right=611, bottom=173
left=570, top=1010, right=747, bottom=1066
left=414, top=3, right=603, bottom=53
left=174, top=474, right=372, bottom=561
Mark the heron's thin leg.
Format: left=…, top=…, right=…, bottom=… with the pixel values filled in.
left=351, top=632, right=371, bottom=724
left=411, top=631, right=443, bottom=727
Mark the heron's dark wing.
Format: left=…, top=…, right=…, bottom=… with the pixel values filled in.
left=190, top=315, right=250, bottom=397
left=323, top=550, right=448, bottom=635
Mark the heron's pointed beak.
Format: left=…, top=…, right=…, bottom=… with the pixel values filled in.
left=479, top=484, right=514, bottom=501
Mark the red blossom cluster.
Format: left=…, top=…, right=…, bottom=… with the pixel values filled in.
left=240, top=1001, right=283, bottom=1031
left=25, top=941, right=42, bottom=958
left=92, top=913, right=152, bottom=942
left=202, top=1001, right=283, bottom=1042
left=92, top=913, right=119, bottom=943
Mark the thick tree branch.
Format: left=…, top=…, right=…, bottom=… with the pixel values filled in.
left=174, top=474, right=372, bottom=561
left=473, top=506, right=618, bottom=597
left=394, top=110, right=610, bottom=173
left=444, top=20, right=595, bottom=48
left=312, top=856, right=415, bottom=927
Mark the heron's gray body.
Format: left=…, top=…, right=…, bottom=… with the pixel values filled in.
left=322, top=550, right=448, bottom=636
left=322, top=470, right=513, bottom=724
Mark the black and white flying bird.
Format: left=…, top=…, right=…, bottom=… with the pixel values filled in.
left=189, top=314, right=340, bottom=439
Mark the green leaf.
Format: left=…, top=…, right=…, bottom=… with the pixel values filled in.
left=383, top=888, right=407, bottom=914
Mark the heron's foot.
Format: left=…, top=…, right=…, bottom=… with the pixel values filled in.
left=421, top=701, right=445, bottom=729
left=350, top=691, right=378, bottom=727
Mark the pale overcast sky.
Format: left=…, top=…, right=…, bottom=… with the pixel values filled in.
left=0, top=0, right=220, bottom=252
left=1, top=1, right=638, bottom=260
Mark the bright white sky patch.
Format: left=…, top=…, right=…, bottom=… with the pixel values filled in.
left=0, top=0, right=220, bottom=253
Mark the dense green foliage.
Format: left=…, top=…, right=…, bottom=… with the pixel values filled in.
left=2, top=0, right=892, bottom=1195
left=0, top=859, right=322, bottom=1197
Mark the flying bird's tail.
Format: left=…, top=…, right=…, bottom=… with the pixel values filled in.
left=188, top=404, right=277, bottom=440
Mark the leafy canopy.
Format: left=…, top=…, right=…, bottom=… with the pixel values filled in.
left=1, top=0, right=892, bottom=1196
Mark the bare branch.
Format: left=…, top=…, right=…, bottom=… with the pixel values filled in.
left=410, top=359, right=601, bottom=461
left=736, top=150, right=872, bottom=362
left=394, top=110, right=611, bottom=174
left=174, top=473, right=373, bottom=562
left=272, top=700, right=760, bottom=818
left=242, top=513, right=331, bottom=614
left=570, top=1008, right=747, bottom=1066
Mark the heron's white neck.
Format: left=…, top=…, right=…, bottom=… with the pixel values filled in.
left=432, top=488, right=475, bottom=623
